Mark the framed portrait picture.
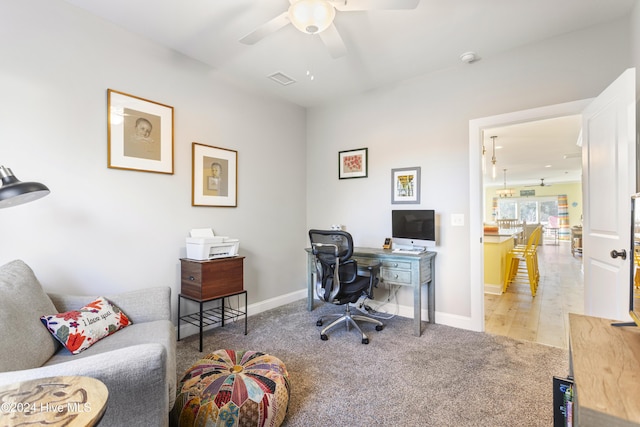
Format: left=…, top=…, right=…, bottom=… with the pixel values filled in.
left=391, top=167, right=421, bottom=204
left=107, top=89, right=174, bottom=174
left=192, top=143, right=237, bottom=207
left=338, top=148, right=368, bottom=179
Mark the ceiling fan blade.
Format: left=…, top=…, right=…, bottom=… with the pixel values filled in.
left=526, top=179, right=551, bottom=187
left=319, top=23, right=347, bottom=58
left=331, top=0, right=420, bottom=11
left=239, top=12, right=290, bottom=45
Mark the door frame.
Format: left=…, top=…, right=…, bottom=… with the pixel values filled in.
left=468, top=99, right=592, bottom=332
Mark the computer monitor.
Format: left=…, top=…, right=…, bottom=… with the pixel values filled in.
left=391, top=209, right=435, bottom=249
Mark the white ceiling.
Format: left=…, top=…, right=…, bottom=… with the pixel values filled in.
left=61, top=0, right=636, bottom=108
left=483, top=115, right=583, bottom=188
left=60, top=0, right=635, bottom=185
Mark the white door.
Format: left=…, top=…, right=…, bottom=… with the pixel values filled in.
left=582, top=68, right=636, bottom=321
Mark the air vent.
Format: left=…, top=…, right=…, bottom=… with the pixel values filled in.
left=268, top=72, right=296, bottom=86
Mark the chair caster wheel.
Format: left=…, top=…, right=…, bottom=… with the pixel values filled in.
left=376, top=325, right=384, bottom=331
left=316, top=320, right=323, bottom=327
left=362, top=338, right=369, bottom=344
left=320, top=334, right=328, bottom=341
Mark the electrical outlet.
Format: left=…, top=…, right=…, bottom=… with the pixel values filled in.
left=451, top=213, right=464, bottom=227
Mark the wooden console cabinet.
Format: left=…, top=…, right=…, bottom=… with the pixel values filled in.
left=569, top=313, right=640, bottom=426
left=178, top=256, right=247, bottom=351
left=180, top=256, right=244, bottom=299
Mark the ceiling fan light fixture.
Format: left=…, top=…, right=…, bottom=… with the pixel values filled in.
left=289, top=0, right=336, bottom=35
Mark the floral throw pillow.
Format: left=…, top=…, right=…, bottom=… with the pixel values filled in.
left=40, top=296, right=132, bottom=355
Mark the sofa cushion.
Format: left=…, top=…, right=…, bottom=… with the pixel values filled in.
left=0, top=260, right=59, bottom=372
left=40, top=296, right=132, bottom=354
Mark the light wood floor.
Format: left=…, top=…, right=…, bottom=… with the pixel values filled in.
left=484, top=240, right=584, bottom=349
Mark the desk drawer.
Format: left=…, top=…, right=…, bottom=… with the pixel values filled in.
left=381, top=260, right=411, bottom=270
left=381, top=268, right=412, bottom=285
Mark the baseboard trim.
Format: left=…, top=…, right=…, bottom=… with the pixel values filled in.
left=177, top=288, right=481, bottom=338
left=484, top=283, right=502, bottom=295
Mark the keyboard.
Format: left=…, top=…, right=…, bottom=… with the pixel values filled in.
left=392, top=248, right=426, bottom=254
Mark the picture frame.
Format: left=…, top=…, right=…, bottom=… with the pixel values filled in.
left=391, top=167, right=421, bottom=204
left=192, top=142, right=238, bottom=207
left=107, top=89, right=174, bottom=174
left=338, top=148, right=368, bottom=179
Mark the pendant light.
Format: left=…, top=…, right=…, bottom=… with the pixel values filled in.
left=490, top=136, right=497, bottom=180
left=482, top=141, right=486, bottom=175
left=496, top=168, right=515, bottom=198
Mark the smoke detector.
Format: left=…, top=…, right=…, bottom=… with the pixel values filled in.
left=460, top=51, right=477, bottom=63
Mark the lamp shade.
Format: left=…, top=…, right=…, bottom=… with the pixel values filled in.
left=0, top=166, right=50, bottom=208
left=288, top=0, right=336, bottom=34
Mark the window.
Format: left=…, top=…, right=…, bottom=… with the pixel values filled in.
left=539, top=200, right=559, bottom=223
left=519, top=201, right=538, bottom=223
left=497, top=200, right=516, bottom=219
left=496, top=197, right=558, bottom=223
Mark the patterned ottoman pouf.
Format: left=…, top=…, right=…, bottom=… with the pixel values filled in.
left=171, top=349, right=290, bottom=427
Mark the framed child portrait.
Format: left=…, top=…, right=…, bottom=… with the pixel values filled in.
left=107, top=89, right=174, bottom=174
left=192, top=143, right=238, bottom=207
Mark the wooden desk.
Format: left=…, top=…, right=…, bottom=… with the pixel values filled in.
left=0, top=376, right=108, bottom=426
left=569, top=313, right=640, bottom=426
left=306, top=247, right=436, bottom=336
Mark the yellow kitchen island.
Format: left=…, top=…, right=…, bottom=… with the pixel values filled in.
left=484, top=228, right=521, bottom=294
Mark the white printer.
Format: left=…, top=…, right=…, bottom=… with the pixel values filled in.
left=185, top=228, right=240, bottom=260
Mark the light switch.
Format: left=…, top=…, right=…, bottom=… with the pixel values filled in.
left=451, top=213, right=464, bottom=227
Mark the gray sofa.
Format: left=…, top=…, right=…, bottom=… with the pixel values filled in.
left=0, top=259, right=176, bottom=426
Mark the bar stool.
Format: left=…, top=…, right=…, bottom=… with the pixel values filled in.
left=504, top=225, right=542, bottom=296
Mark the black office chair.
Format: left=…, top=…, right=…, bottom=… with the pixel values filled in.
left=309, top=229, right=384, bottom=344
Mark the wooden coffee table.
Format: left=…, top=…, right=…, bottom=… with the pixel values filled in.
left=0, top=376, right=108, bottom=426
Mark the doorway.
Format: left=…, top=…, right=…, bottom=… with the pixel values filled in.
left=468, top=99, right=591, bottom=333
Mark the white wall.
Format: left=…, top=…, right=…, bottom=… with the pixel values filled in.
left=306, top=17, right=633, bottom=328
left=633, top=1, right=640, bottom=95
left=1, top=1, right=637, bottom=334
left=0, top=0, right=308, bottom=324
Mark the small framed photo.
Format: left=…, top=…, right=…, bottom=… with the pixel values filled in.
left=107, top=89, right=174, bottom=174
left=192, top=143, right=237, bottom=207
left=391, top=167, right=421, bottom=204
left=339, top=148, right=368, bottom=179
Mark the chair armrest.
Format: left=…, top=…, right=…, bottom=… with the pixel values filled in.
left=48, top=286, right=171, bottom=324
left=0, top=344, right=170, bottom=426
left=365, top=261, right=381, bottom=272
left=365, top=262, right=381, bottom=297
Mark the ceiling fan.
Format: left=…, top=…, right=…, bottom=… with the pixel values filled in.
left=239, top=0, right=421, bottom=59
left=526, top=178, right=552, bottom=187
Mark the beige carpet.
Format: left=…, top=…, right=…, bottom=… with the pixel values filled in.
left=175, top=299, right=568, bottom=426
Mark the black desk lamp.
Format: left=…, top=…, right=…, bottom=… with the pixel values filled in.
left=0, top=166, right=50, bottom=209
